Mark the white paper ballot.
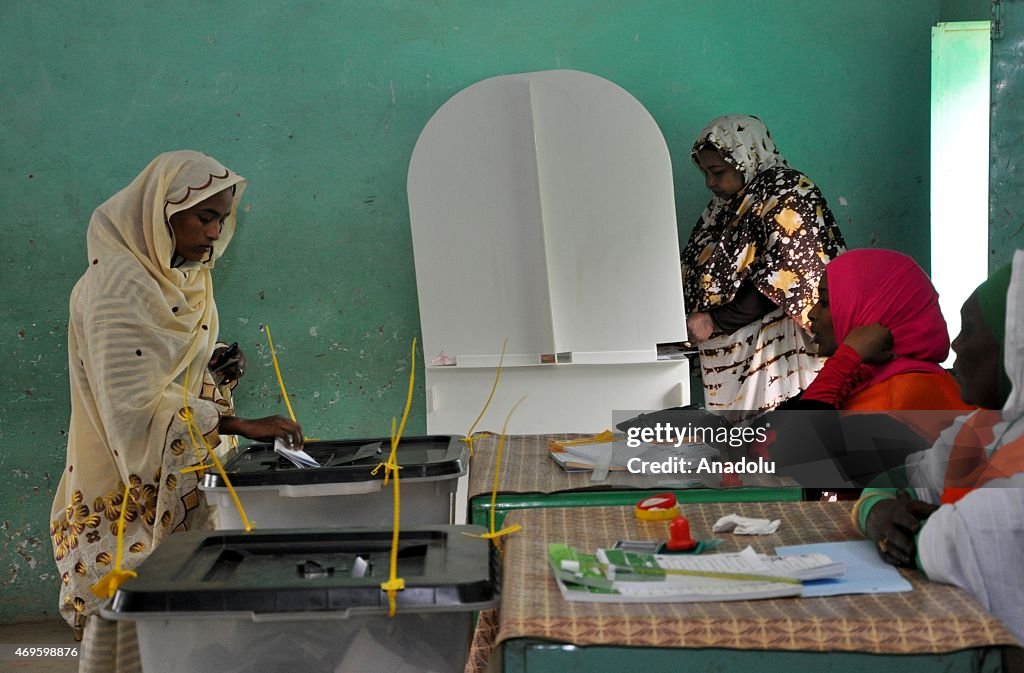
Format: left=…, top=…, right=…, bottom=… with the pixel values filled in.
left=274, top=437, right=320, bottom=468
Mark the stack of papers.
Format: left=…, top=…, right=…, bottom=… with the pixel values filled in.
left=548, top=439, right=719, bottom=472
left=775, top=540, right=913, bottom=596
left=274, top=437, right=320, bottom=469
left=549, top=543, right=844, bottom=603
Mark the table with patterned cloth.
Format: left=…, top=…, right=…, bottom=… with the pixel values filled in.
left=473, top=502, right=1021, bottom=673
left=466, top=433, right=802, bottom=530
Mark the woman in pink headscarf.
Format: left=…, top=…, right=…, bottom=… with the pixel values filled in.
left=802, top=248, right=972, bottom=422
left=755, top=249, right=974, bottom=498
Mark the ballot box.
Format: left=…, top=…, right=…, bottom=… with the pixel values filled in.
left=102, top=525, right=498, bottom=673
left=200, top=436, right=466, bottom=529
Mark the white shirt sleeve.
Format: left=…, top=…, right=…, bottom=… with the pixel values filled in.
left=917, top=477, right=1024, bottom=644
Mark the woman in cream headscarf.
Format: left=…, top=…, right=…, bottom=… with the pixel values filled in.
left=49, top=151, right=302, bottom=669
left=681, top=115, right=846, bottom=418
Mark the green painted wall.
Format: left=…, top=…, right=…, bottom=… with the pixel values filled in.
left=940, top=0, right=992, bottom=22
left=990, top=0, right=1024, bottom=269
left=1, top=1, right=943, bottom=621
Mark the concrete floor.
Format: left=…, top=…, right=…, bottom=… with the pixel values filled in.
left=0, top=618, right=79, bottom=672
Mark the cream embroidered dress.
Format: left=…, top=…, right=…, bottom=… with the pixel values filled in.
left=49, top=151, right=246, bottom=633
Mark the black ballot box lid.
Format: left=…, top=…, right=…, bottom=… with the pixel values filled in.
left=106, top=525, right=498, bottom=616
left=202, top=435, right=466, bottom=488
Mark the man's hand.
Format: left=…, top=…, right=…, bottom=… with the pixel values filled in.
left=865, top=490, right=938, bottom=567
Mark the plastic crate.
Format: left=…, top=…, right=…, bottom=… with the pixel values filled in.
left=102, top=525, right=498, bottom=673
left=200, top=436, right=466, bottom=529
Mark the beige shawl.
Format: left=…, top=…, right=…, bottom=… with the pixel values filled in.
left=50, top=151, right=246, bottom=629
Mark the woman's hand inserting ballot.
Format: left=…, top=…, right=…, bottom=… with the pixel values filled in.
left=219, top=414, right=303, bottom=449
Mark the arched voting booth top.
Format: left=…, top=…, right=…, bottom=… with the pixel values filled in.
left=408, top=70, right=689, bottom=434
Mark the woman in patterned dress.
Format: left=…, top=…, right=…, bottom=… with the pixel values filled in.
left=681, top=115, right=846, bottom=418
left=49, top=151, right=303, bottom=671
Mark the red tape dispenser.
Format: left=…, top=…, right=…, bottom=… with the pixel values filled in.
left=633, top=494, right=716, bottom=554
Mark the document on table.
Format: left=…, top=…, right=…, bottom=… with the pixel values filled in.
left=612, top=546, right=845, bottom=582
left=548, top=543, right=843, bottom=603
left=775, top=540, right=912, bottom=597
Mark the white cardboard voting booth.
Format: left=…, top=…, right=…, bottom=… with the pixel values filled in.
left=408, top=69, right=688, bottom=436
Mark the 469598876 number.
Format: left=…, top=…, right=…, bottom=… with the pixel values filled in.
left=14, top=646, right=78, bottom=657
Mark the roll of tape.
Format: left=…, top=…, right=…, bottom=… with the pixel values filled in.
left=634, top=493, right=681, bottom=521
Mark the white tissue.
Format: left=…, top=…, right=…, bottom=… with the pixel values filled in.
left=712, top=513, right=781, bottom=535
